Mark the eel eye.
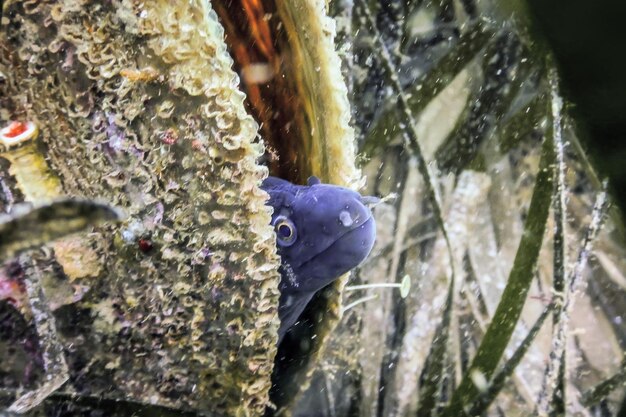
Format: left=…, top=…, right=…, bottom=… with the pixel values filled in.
left=274, top=215, right=297, bottom=247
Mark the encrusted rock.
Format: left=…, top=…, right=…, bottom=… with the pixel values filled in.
left=0, top=1, right=281, bottom=415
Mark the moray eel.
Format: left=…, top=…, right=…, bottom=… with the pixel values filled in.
left=261, top=176, right=377, bottom=342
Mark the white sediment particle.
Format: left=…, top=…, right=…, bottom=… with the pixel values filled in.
left=339, top=210, right=353, bottom=227
left=470, top=369, right=488, bottom=393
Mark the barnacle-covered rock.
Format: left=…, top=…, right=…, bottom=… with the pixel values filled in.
left=0, top=0, right=282, bottom=415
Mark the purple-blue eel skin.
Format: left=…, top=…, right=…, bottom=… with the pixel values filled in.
left=261, top=176, right=377, bottom=343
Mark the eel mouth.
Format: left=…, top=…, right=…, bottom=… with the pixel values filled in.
left=317, top=214, right=376, bottom=266
left=291, top=216, right=376, bottom=293
left=289, top=195, right=376, bottom=272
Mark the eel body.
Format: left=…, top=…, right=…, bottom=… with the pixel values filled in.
left=261, top=176, right=377, bottom=342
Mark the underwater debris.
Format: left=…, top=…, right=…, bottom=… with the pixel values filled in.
left=0, top=121, right=38, bottom=148
left=0, top=199, right=122, bottom=261
left=0, top=198, right=122, bottom=413
left=7, top=255, right=70, bottom=414
left=345, top=273, right=411, bottom=299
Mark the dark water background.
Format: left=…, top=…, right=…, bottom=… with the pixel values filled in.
left=526, top=0, right=626, bottom=213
